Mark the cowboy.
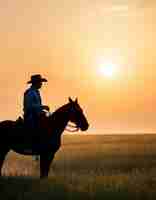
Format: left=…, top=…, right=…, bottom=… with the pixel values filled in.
left=23, top=74, right=50, bottom=130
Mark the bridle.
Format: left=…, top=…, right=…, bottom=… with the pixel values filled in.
left=64, top=106, right=81, bottom=133
left=47, top=111, right=79, bottom=133
left=47, top=104, right=81, bottom=133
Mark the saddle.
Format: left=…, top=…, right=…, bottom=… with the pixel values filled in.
left=15, top=114, right=49, bottom=131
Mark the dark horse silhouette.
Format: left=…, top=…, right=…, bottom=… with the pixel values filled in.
left=0, top=97, right=89, bottom=178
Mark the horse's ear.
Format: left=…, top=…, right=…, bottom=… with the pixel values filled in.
left=75, top=97, right=78, bottom=104
left=68, top=97, right=73, bottom=103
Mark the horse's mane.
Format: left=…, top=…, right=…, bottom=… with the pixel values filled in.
left=48, top=102, right=70, bottom=120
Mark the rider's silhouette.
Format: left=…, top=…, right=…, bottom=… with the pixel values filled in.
left=23, top=74, right=50, bottom=161
left=23, top=74, right=49, bottom=130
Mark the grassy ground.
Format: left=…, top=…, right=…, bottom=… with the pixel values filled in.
left=1, top=134, right=156, bottom=199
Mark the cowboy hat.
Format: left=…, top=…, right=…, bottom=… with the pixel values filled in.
left=27, top=74, right=48, bottom=84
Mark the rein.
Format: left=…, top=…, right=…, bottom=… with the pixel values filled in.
left=48, top=107, right=80, bottom=133
left=65, top=123, right=79, bottom=132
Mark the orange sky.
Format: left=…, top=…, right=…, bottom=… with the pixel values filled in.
left=0, top=0, right=156, bottom=133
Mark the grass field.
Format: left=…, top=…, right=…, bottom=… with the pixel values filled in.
left=1, top=134, right=156, bottom=199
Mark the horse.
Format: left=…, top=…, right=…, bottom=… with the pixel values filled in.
left=0, top=97, right=89, bottom=178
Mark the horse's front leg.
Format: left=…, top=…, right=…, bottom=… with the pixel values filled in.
left=40, top=152, right=55, bottom=179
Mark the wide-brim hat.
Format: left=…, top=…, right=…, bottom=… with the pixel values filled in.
left=27, top=74, right=48, bottom=84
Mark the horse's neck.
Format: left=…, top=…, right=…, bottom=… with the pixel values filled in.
left=49, top=108, right=69, bottom=136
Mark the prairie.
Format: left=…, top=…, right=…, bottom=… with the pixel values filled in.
left=1, top=134, right=156, bottom=200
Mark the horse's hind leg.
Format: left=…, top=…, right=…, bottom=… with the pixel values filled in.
left=0, top=149, right=9, bottom=176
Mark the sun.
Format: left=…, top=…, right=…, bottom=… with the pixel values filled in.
left=98, top=62, right=118, bottom=78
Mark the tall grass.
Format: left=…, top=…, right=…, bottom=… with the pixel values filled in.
left=1, top=134, right=156, bottom=199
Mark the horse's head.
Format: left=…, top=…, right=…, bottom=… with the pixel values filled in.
left=67, top=97, right=89, bottom=131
